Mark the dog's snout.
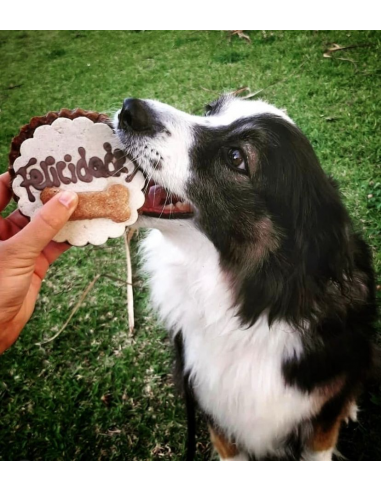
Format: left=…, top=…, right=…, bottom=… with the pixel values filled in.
left=119, top=98, right=152, bottom=132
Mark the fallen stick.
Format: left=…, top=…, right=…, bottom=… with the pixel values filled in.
left=323, top=43, right=374, bottom=57
left=124, top=228, right=136, bottom=336
left=242, top=61, right=306, bottom=100
left=37, top=274, right=101, bottom=346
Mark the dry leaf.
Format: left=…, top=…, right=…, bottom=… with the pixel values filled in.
left=101, top=393, right=112, bottom=406
left=325, top=43, right=344, bottom=55
left=228, top=30, right=251, bottom=44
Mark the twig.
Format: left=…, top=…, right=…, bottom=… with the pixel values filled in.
left=37, top=274, right=101, bottom=346
left=242, top=61, right=306, bottom=100
left=102, top=273, right=131, bottom=286
left=336, top=57, right=357, bottom=66
left=336, top=56, right=355, bottom=62
left=124, top=228, right=136, bottom=336
left=200, top=86, right=219, bottom=93
left=323, top=52, right=358, bottom=71
left=201, top=86, right=251, bottom=96
left=241, top=88, right=265, bottom=99
left=323, top=43, right=374, bottom=57
left=4, top=83, right=23, bottom=91
left=229, top=86, right=250, bottom=96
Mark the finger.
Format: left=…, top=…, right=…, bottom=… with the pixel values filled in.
left=0, top=172, right=12, bottom=212
left=6, top=209, right=30, bottom=229
left=0, top=210, right=29, bottom=240
left=0, top=215, right=19, bottom=240
left=28, top=241, right=70, bottom=287
left=7, top=191, right=78, bottom=259
left=43, top=241, right=71, bottom=265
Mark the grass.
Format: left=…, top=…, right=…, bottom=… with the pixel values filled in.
left=0, top=30, right=380, bottom=460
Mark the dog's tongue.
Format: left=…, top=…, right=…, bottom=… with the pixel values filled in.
left=140, top=183, right=193, bottom=216
left=147, top=185, right=167, bottom=208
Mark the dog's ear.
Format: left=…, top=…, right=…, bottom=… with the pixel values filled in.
left=251, top=114, right=348, bottom=239
left=235, top=114, right=355, bottom=328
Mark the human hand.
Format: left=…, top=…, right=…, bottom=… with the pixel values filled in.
left=0, top=173, right=78, bottom=353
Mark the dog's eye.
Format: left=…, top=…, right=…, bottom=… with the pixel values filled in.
left=227, top=148, right=247, bottom=173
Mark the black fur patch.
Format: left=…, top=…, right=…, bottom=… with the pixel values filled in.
left=173, top=332, right=197, bottom=461
left=204, top=94, right=233, bottom=117
left=187, top=112, right=377, bottom=395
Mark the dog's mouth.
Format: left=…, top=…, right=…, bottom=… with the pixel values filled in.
left=139, top=179, right=194, bottom=220
left=122, top=146, right=194, bottom=219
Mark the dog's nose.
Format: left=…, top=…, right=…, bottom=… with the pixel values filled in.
left=119, top=98, right=151, bottom=132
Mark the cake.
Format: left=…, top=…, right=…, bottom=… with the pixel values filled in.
left=9, top=109, right=145, bottom=246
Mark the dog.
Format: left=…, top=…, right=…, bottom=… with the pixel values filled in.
left=114, top=95, right=377, bottom=460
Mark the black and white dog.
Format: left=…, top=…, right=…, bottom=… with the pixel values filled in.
left=114, top=95, right=377, bottom=461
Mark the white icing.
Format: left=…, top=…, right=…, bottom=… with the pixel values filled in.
left=12, top=117, right=145, bottom=246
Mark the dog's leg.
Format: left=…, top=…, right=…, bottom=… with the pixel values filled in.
left=222, top=453, right=250, bottom=461
left=302, top=399, right=357, bottom=461
left=302, top=420, right=340, bottom=461
left=209, top=426, right=248, bottom=461
left=173, top=332, right=197, bottom=461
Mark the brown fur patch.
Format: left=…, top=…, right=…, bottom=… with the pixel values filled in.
left=244, top=145, right=260, bottom=175
left=309, top=399, right=355, bottom=452
left=310, top=419, right=342, bottom=452
left=209, top=426, right=239, bottom=459
left=316, top=374, right=347, bottom=401
left=246, top=216, right=281, bottom=266
left=228, top=215, right=280, bottom=269
left=255, top=216, right=280, bottom=252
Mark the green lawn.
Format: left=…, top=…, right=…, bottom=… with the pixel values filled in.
left=0, top=30, right=380, bottom=460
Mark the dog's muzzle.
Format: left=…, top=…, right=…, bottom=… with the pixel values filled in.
left=117, top=98, right=194, bottom=220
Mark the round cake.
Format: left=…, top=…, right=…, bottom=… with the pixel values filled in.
left=9, top=109, right=145, bottom=246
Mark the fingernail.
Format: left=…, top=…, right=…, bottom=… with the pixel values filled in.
left=58, top=191, right=77, bottom=209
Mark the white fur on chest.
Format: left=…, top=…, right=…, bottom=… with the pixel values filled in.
left=141, top=224, right=319, bottom=457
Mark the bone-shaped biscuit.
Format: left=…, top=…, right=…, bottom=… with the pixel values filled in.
left=40, top=184, right=131, bottom=223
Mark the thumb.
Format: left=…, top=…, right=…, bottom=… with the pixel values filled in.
left=11, top=191, right=78, bottom=258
